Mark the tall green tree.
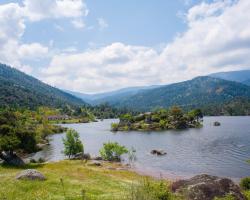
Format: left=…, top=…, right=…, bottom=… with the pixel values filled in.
left=63, top=129, right=83, bottom=159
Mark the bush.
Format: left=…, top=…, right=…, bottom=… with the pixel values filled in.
left=63, top=129, right=84, bottom=159
left=240, top=177, right=250, bottom=190
left=126, top=178, right=172, bottom=200
left=99, top=142, right=128, bottom=161
left=111, top=123, right=119, bottom=131
left=120, top=114, right=134, bottom=122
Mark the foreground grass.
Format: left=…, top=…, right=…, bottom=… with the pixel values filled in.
left=0, top=160, right=178, bottom=200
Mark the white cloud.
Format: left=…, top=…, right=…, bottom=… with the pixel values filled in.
left=18, top=43, right=48, bottom=60
left=23, top=0, right=88, bottom=21
left=41, top=43, right=160, bottom=93
left=41, top=0, right=250, bottom=93
left=0, top=3, right=27, bottom=69
left=71, top=18, right=85, bottom=29
left=0, top=0, right=89, bottom=73
left=98, top=17, right=108, bottom=30
left=186, top=0, right=233, bottom=23
left=160, top=0, right=250, bottom=76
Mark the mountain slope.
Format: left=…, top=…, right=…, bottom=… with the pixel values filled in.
left=0, top=63, right=85, bottom=108
left=210, top=70, right=250, bottom=85
left=109, top=76, right=250, bottom=111
left=66, top=85, right=162, bottom=105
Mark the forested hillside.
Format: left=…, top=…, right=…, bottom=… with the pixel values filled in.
left=109, top=76, right=250, bottom=112
left=210, top=70, right=250, bottom=86
left=0, top=64, right=85, bottom=109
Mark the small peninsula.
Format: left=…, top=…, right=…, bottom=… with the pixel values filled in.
left=111, top=106, right=203, bottom=131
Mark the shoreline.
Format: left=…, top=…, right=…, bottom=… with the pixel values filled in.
left=20, top=155, right=243, bottom=183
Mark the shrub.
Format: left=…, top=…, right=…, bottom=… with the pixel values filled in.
left=159, top=120, right=166, bottom=129
left=63, top=129, right=84, bottom=159
left=99, top=142, right=128, bottom=161
left=111, top=123, right=119, bottom=131
left=126, top=178, right=172, bottom=200
left=240, top=177, right=250, bottom=190
left=120, top=114, right=134, bottom=122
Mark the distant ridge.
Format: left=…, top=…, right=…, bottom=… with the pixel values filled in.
left=0, top=63, right=86, bottom=108
left=210, top=69, right=250, bottom=85
left=99, top=76, right=250, bottom=111
left=65, top=85, right=162, bottom=105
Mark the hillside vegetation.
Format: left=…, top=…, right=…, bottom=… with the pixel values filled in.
left=0, top=64, right=85, bottom=109
left=109, top=76, right=250, bottom=112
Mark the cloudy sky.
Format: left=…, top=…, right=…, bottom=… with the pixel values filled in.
left=0, top=0, right=250, bottom=93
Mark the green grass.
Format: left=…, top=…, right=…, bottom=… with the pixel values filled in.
left=1, top=160, right=249, bottom=200
left=244, top=190, right=250, bottom=200
left=0, top=160, right=174, bottom=200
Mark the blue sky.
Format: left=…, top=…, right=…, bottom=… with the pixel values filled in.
left=0, top=0, right=249, bottom=93
left=18, top=1, right=193, bottom=52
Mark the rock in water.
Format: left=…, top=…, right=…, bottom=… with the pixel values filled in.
left=214, top=121, right=221, bottom=126
left=16, top=169, right=46, bottom=181
left=172, top=174, right=245, bottom=200
left=151, top=149, right=167, bottom=156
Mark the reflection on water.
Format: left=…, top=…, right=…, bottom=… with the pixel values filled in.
left=31, top=117, right=250, bottom=179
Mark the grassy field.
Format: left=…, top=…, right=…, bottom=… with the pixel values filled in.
left=0, top=160, right=249, bottom=200
left=0, top=160, right=176, bottom=200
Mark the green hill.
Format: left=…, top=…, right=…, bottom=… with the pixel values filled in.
left=0, top=63, right=85, bottom=109
left=109, top=76, right=250, bottom=112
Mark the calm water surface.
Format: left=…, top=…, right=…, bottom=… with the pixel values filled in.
left=31, top=117, right=250, bottom=179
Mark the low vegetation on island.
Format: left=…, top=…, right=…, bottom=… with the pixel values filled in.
left=111, top=106, right=203, bottom=131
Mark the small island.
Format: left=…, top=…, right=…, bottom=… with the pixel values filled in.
left=111, top=106, right=203, bottom=131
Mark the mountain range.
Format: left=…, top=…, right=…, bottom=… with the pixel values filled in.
left=65, top=85, right=162, bottom=104
left=1, top=63, right=250, bottom=114
left=66, top=70, right=250, bottom=111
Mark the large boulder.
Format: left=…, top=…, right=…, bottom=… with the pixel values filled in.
left=16, top=169, right=46, bottom=181
left=172, top=174, right=245, bottom=200
left=0, top=151, right=25, bottom=166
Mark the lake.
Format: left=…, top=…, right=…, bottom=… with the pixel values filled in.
left=31, top=116, right=250, bottom=180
